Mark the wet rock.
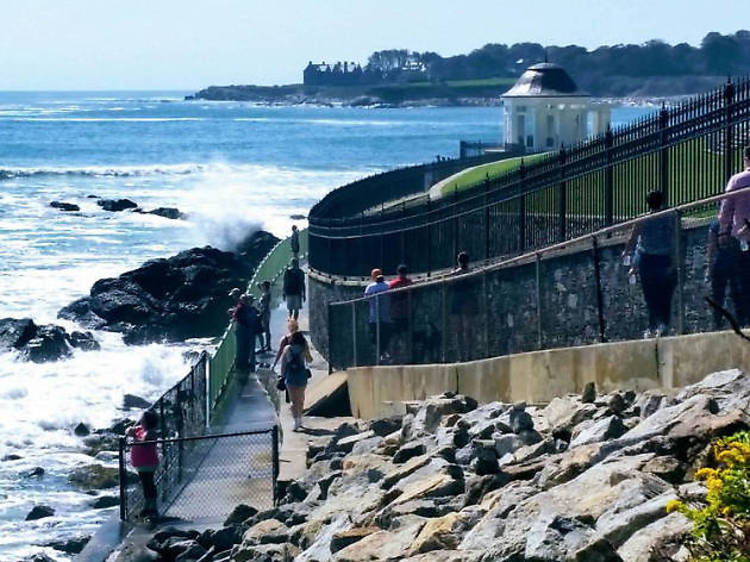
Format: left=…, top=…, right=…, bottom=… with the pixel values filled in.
left=59, top=231, right=278, bottom=344
left=44, top=535, right=90, bottom=554
left=91, top=495, right=120, bottom=509
left=2, top=453, right=22, bottom=461
left=123, top=393, right=151, bottom=409
left=69, top=330, right=100, bottom=351
left=50, top=201, right=80, bottom=212
left=0, top=318, right=36, bottom=351
left=26, top=505, right=55, bottom=520
left=22, top=466, right=45, bottom=478
left=74, top=422, right=91, bottom=437
left=147, top=207, right=185, bottom=220
left=201, top=526, right=242, bottom=552
left=97, top=198, right=138, bottom=212
left=23, top=324, right=71, bottom=362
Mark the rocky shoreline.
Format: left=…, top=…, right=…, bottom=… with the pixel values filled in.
left=127, top=368, right=750, bottom=561
left=58, top=230, right=278, bottom=345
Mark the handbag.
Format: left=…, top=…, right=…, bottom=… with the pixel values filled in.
left=276, top=376, right=286, bottom=391
left=305, top=368, right=312, bottom=379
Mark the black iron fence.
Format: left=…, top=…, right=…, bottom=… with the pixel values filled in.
left=327, top=189, right=750, bottom=370
left=309, top=77, right=750, bottom=277
left=150, top=351, right=209, bottom=442
left=118, top=427, right=279, bottom=524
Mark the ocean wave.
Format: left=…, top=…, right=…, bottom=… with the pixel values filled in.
left=7, top=117, right=205, bottom=122
left=0, top=163, right=209, bottom=179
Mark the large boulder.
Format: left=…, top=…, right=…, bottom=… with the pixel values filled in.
left=50, top=201, right=80, bottom=212
left=58, top=230, right=278, bottom=344
left=0, top=318, right=98, bottom=363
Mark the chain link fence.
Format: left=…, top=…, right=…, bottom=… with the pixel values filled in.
left=328, top=188, right=750, bottom=369
left=118, top=427, right=278, bottom=525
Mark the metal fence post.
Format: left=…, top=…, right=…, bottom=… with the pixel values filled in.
left=604, top=128, right=614, bottom=226
left=674, top=210, right=685, bottom=334
left=118, top=437, right=127, bottom=521
left=327, top=301, right=334, bottom=370
left=592, top=235, right=607, bottom=342
left=408, top=289, right=414, bottom=364
left=724, top=79, right=736, bottom=183
left=559, top=146, right=567, bottom=241
left=483, top=269, right=489, bottom=358
left=659, top=104, right=670, bottom=205
left=426, top=197, right=432, bottom=277
left=484, top=177, right=491, bottom=260
left=271, top=425, right=280, bottom=506
left=441, top=282, right=448, bottom=363
left=205, top=353, right=211, bottom=429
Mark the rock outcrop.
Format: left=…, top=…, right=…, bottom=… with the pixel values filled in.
left=97, top=198, right=138, bottom=212
left=50, top=201, right=80, bottom=212
left=0, top=318, right=99, bottom=362
left=139, top=369, right=750, bottom=561
left=58, top=230, right=278, bottom=344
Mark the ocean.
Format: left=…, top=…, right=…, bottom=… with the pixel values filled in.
left=0, top=91, right=652, bottom=559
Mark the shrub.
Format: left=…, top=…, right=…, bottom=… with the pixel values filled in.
left=667, top=431, right=750, bottom=561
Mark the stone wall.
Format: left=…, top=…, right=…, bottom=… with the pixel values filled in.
left=310, top=217, right=720, bottom=367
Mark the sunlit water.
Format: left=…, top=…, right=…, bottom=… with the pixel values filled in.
left=0, top=91, right=652, bottom=558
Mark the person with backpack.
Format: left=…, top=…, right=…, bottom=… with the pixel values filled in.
left=283, top=258, right=306, bottom=320
left=280, top=330, right=312, bottom=431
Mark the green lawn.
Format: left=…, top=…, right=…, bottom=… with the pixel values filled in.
left=440, top=153, right=551, bottom=196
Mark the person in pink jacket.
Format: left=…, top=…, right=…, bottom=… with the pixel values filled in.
left=127, top=410, right=159, bottom=519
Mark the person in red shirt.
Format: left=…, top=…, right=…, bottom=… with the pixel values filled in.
left=388, top=264, right=413, bottom=360
left=126, top=410, right=160, bottom=521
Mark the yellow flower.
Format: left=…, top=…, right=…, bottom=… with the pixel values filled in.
left=666, top=499, right=683, bottom=514
left=695, top=468, right=717, bottom=480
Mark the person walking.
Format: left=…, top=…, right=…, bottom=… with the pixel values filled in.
left=283, top=258, right=305, bottom=320
left=706, top=219, right=743, bottom=329
left=290, top=225, right=300, bottom=258
left=717, top=145, right=750, bottom=326
left=280, top=330, right=312, bottom=431
left=272, top=318, right=300, bottom=371
left=257, top=280, right=272, bottom=352
left=364, top=268, right=391, bottom=361
left=231, top=294, right=260, bottom=373
left=126, top=410, right=159, bottom=523
left=388, top=264, right=413, bottom=360
left=624, top=191, right=676, bottom=338
left=449, top=252, right=478, bottom=361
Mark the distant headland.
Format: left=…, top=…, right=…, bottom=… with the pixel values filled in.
left=187, top=30, right=749, bottom=106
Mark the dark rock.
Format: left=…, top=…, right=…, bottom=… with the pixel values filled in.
left=22, top=466, right=45, bottom=478
left=607, top=393, right=626, bottom=415
left=58, top=231, right=278, bottom=344
left=510, top=406, right=534, bottom=434
left=26, top=505, right=55, bottom=520
left=202, top=526, right=241, bottom=552
left=44, top=535, right=90, bottom=554
left=50, top=201, right=80, bottom=212
left=282, top=481, right=308, bottom=503
left=23, top=324, right=71, bottom=363
left=582, top=382, right=597, bottom=403
left=69, top=330, right=100, bottom=351
left=23, top=555, right=56, bottom=562
left=147, top=207, right=185, bottom=220
left=517, top=429, right=543, bottom=445
left=642, top=455, right=687, bottom=484
left=3, top=453, right=22, bottom=461
left=369, top=417, right=402, bottom=437
left=470, top=441, right=499, bottom=475
left=87, top=194, right=99, bottom=198
left=91, top=495, right=120, bottom=509
left=97, top=198, right=138, bottom=212
left=393, top=441, right=426, bottom=464
left=123, top=394, right=151, bottom=409
left=224, top=503, right=258, bottom=526
left=74, top=422, right=91, bottom=437
left=0, top=318, right=37, bottom=351
left=570, top=415, right=627, bottom=448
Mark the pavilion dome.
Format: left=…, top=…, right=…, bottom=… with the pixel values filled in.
left=502, top=62, right=587, bottom=98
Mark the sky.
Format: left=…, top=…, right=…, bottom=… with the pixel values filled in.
left=1, top=0, right=749, bottom=91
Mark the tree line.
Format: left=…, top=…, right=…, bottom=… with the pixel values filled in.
left=365, top=31, right=750, bottom=83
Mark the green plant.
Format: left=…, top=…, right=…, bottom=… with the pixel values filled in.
left=667, top=431, right=750, bottom=561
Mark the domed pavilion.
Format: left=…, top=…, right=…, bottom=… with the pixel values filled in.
left=501, top=62, right=610, bottom=152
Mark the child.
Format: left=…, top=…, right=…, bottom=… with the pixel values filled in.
left=127, top=410, right=159, bottom=520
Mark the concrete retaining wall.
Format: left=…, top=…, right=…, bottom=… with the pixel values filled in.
left=346, top=330, right=750, bottom=419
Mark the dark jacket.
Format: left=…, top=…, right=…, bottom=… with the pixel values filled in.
left=283, top=267, right=305, bottom=296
